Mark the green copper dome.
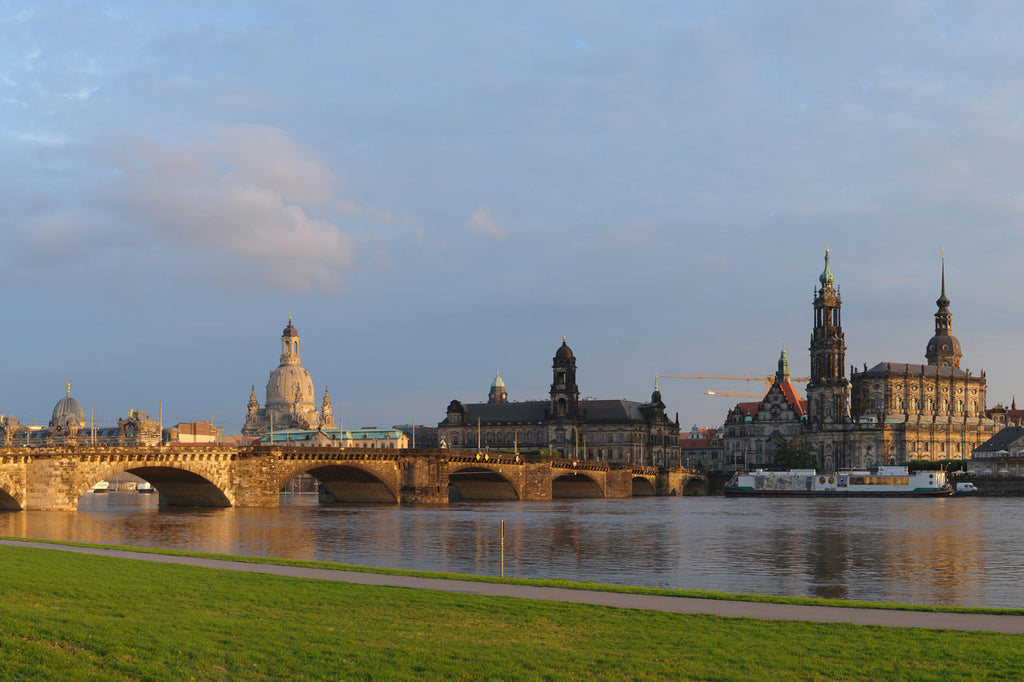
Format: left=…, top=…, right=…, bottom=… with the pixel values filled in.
left=819, top=249, right=835, bottom=287
left=491, top=370, right=505, bottom=388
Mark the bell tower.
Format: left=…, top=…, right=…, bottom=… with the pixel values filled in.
left=806, top=249, right=850, bottom=427
left=550, top=337, right=579, bottom=419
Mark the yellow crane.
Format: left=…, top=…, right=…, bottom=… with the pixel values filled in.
left=659, top=373, right=810, bottom=396
left=704, top=390, right=763, bottom=399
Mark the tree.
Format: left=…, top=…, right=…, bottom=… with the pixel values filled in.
left=771, top=435, right=818, bottom=470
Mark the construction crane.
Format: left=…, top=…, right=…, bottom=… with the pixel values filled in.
left=704, top=390, right=762, bottom=398
left=660, top=373, right=810, bottom=400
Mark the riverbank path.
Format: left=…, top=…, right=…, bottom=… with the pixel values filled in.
left=5, top=539, right=1024, bottom=634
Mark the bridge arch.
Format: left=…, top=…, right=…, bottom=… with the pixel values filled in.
left=0, top=487, right=21, bottom=510
left=76, top=464, right=233, bottom=508
left=682, top=476, right=707, bottom=496
left=295, top=463, right=399, bottom=504
left=448, top=466, right=519, bottom=501
left=631, top=476, right=656, bottom=496
left=552, top=471, right=604, bottom=499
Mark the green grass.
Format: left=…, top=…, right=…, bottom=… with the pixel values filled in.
left=4, top=535, right=1024, bottom=616
left=1, top=542, right=1024, bottom=680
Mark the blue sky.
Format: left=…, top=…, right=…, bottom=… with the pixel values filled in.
left=3, top=1, right=1024, bottom=433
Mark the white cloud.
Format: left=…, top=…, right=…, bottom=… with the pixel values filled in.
left=99, top=125, right=362, bottom=293
left=467, top=205, right=507, bottom=239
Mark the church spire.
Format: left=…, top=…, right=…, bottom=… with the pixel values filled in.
left=925, top=253, right=962, bottom=368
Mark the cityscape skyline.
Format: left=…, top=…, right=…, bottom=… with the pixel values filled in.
left=4, top=3, right=1024, bottom=432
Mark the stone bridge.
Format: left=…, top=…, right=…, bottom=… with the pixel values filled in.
left=0, top=445, right=705, bottom=511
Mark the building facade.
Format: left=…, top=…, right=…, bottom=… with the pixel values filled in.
left=438, top=338, right=682, bottom=466
left=721, top=349, right=807, bottom=469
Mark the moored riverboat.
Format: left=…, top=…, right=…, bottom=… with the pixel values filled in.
left=723, top=466, right=951, bottom=497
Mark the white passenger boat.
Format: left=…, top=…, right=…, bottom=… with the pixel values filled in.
left=723, top=466, right=951, bottom=497
left=90, top=481, right=109, bottom=493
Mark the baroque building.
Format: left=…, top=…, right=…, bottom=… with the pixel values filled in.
left=242, top=317, right=337, bottom=437
left=803, top=252, right=998, bottom=470
left=438, top=338, right=681, bottom=466
left=721, top=349, right=806, bottom=469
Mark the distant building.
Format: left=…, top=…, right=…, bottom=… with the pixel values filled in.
left=438, top=338, right=681, bottom=466
left=393, top=424, right=438, bottom=448
left=721, top=349, right=806, bottom=470
left=0, top=384, right=160, bottom=446
left=242, top=317, right=337, bottom=437
left=987, top=400, right=1024, bottom=427
left=259, top=427, right=408, bottom=449
left=165, top=421, right=220, bottom=444
left=970, top=426, right=1024, bottom=476
left=679, top=425, right=724, bottom=470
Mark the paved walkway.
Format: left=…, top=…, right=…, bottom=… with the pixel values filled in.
left=5, top=539, right=1024, bottom=634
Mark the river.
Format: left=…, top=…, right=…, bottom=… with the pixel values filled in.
left=0, top=493, right=1019, bottom=608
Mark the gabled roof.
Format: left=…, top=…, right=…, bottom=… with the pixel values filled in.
left=974, top=426, right=1024, bottom=454
left=729, top=402, right=760, bottom=420
left=778, top=380, right=806, bottom=418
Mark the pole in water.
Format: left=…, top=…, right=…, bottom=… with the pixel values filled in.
left=500, top=519, right=505, bottom=578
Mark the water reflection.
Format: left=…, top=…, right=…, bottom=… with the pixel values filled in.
left=1, top=493, right=1022, bottom=607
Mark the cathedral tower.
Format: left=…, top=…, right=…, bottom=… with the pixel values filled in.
left=806, top=249, right=850, bottom=427
left=925, top=255, right=962, bottom=368
left=550, top=337, right=579, bottom=419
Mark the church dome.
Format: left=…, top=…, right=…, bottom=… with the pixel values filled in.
left=51, top=392, right=86, bottom=427
left=266, top=364, right=315, bottom=408
left=491, top=371, right=505, bottom=389
left=282, top=320, right=299, bottom=338
left=926, top=333, right=961, bottom=363
left=554, top=337, right=574, bottom=362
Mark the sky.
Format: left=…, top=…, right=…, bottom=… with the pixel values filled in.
left=4, top=1, right=1024, bottom=434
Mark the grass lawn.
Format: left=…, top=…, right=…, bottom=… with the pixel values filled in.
left=1, top=543, right=1022, bottom=681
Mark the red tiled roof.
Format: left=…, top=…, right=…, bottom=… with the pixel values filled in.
left=779, top=380, right=805, bottom=417
left=728, top=402, right=761, bottom=420
left=680, top=437, right=721, bottom=449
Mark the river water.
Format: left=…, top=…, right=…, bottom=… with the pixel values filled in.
left=1, top=493, right=1020, bottom=608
